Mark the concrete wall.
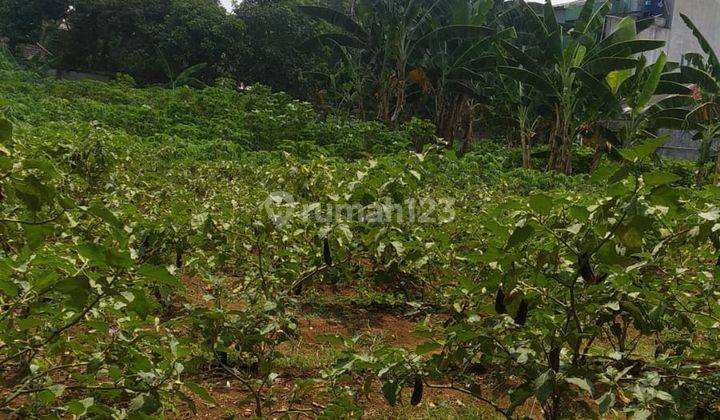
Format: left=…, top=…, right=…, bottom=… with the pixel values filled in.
left=656, top=130, right=720, bottom=160
left=655, top=0, right=720, bottom=160
left=664, top=0, right=720, bottom=63
left=51, top=70, right=112, bottom=81
left=602, top=0, right=720, bottom=160
left=602, top=0, right=720, bottom=64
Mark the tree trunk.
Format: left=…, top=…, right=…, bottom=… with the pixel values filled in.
left=460, top=108, right=474, bottom=156
left=561, top=136, right=573, bottom=174
left=557, top=116, right=573, bottom=174
left=440, top=95, right=462, bottom=148
left=547, top=104, right=561, bottom=171
left=390, top=78, right=406, bottom=128
left=715, top=146, right=720, bottom=184
left=590, top=127, right=605, bottom=173
left=521, top=131, right=532, bottom=169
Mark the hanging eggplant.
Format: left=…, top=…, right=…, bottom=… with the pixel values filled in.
left=548, top=346, right=560, bottom=372
left=495, top=288, right=507, bottom=314
left=595, top=272, right=608, bottom=284
left=410, top=377, right=424, bottom=406
left=579, top=253, right=595, bottom=283
left=514, top=299, right=529, bottom=326
left=217, top=350, right=228, bottom=366
left=323, top=237, right=333, bottom=267
left=293, top=281, right=304, bottom=296
left=579, top=253, right=608, bottom=284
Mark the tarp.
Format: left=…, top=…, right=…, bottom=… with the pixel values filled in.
left=644, top=0, right=666, bottom=16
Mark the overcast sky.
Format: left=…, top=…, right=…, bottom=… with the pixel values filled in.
left=220, top=0, right=233, bottom=12
left=218, top=0, right=578, bottom=12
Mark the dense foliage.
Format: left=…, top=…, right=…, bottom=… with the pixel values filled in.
left=2, top=1, right=720, bottom=419
left=1, top=54, right=719, bottom=418
left=1, top=0, right=318, bottom=90
left=2, top=0, right=718, bottom=174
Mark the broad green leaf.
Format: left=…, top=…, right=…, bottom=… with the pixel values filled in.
left=297, top=6, right=367, bottom=39
left=544, top=0, right=562, bottom=61
left=415, top=341, right=442, bottom=355
left=606, top=68, right=633, bottom=93
left=88, top=204, right=123, bottom=230
left=0, top=277, right=19, bottom=297
left=138, top=264, right=183, bottom=288
left=575, top=0, right=611, bottom=35
left=0, top=117, right=11, bottom=143
left=498, top=66, right=556, bottom=95
left=381, top=380, right=400, bottom=406
left=78, top=243, right=108, bottom=267
left=37, top=385, right=66, bottom=404
left=681, top=65, right=719, bottom=93
left=597, top=391, right=616, bottom=414
left=592, top=39, right=665, bottom=59
left=129, top=393, right=161, bottom=414
left=23, top=224, right=54, bottom=251
left=529, top=194, right=553, bottom=215
left=415, top=25, right=495, bottom=50
left=644, top=171, right=680, bottom=186
left=636, top=135, right=669, bottom=158
left=655, top=80, right=692, bottom=95
left=186, top=382, right=216, bottom=404
left=23, top=159, right=59, bottom=178
left=508, top=382, right=534, bottom=414
left=78, top=243, right=133, bottom=268
left=66, top=398, right=94, bottom=416
left=505, top=224, right=535, bottom=249
left=565, top=377, right=593, bottom=395
left=635, top=17, right=656, bottom=34
left=636, top=53, right=667, bottom=111
left=606, top=16, right=637, bottom=44
left=621, top=136, right=669, bottom=161
left=585, top=57, right=637, bottom=75
left=500, top=40, right=538, bottom=70
left=534, top=370, right=555, bottom=402
left=574, top=67, right=621, bottom=113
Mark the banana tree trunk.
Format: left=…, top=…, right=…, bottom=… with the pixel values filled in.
left=715, top=146, right=720, bottom=184
left=559, top=133, right=573, bottom=174
left=590, top=127, right=605, bottom=173
left=438, top=95, right=463, bottom=148
left=390, top=79, right=406, bottom=128
left=521, top=131, right=532, bottom=169
left=556, top=104, right=574, bottom=174
left=547, top=104, right=561, bottom=171
left=460, top=106, right=475, bottom=156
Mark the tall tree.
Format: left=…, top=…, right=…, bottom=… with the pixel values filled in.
left=0, top=0, right=68, bottom=47
left=51, top=0, right=242, bottom=83
left=232, top=0, right=320, bottom=97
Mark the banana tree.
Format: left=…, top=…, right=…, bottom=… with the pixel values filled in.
left=498, top=0, right=665, bottom=173
left=299, top=1, right=433, bottom=125
left=660, top=14, right=720, bottom=183
left=412, top=0, right=516, bottom=148
left=583, top=51, right=697, bottom=170
left=300, top=0, right=504, bottom=128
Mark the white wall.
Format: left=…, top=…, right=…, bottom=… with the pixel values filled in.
left=604, top=0, right=720, bottom=64
left=665, top=0, right=720, bottom=63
